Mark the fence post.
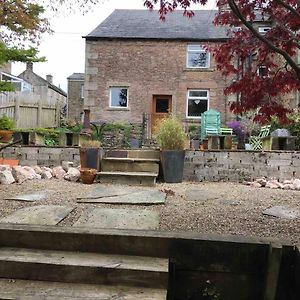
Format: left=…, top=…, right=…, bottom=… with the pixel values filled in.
left=14, top=95, right=20, bottom=128
left=37, top=100, right=42, bottom=127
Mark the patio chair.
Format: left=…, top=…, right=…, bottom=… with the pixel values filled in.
left=200, top=109, right=221, bottom=141
left=220, top=127, right=233, bottom=135
left=249, top=125, right=271, bottom=150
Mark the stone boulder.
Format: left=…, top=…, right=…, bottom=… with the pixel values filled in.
left=255, top=177, right=267, bottom=187
left=292, top=179, right=300, bottom=191
left=64, top=167, right=80, bottom=182
left=61, top=161, right=74, bottom=172
left=40, top=167, right=53, bottom=179
left=0, top=169, right=15, bottom=184
left=32, top=165, right=43, bottom=175
left=52, top=166, right=66, bottom=180
left=23, top=166, right=41, bottom=180
left=12, top=166, right=32, bottom=183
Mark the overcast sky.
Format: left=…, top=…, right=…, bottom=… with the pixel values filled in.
left=12, top=0, right=216, bottom=92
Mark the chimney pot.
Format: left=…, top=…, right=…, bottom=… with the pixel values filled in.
left=26, top=62, right=33, bottom=71
left=46, top=74, right=53, bottom=84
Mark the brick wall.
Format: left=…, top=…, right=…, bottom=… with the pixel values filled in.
left=85, top=40, right=233, bottom=125
left=184, top=150, right=300, bottom=182
left=1, top=146, right=80, bottom=167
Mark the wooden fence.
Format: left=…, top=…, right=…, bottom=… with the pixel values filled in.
left=0, top=91, right=61, bottom=128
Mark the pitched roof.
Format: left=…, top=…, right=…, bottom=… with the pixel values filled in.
left=67, top=73, right=85, bottom=80
left=18, top=70, right=67, bottom=97
left=86, top=9, right=228, bottom=41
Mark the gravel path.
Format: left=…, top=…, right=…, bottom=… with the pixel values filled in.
left=0, top=180, right=299, bottom=244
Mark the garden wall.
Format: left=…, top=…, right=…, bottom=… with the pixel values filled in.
left=0, top=146, right=80, bottom=167
left=184, top=150, right=300, bottom=182
left=2, top=147, right=300, bottom=182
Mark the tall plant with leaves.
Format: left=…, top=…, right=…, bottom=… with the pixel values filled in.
left=144, top=0, right=300, bottom=123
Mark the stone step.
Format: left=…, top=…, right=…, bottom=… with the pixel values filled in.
left=0, top=279, right=167, bottom=299
left=106, top=149, right=160, bottom=160
left=97, top=171, right=158, bottom=186
left=0, top=248, right=168, bottom=289
left=102, top=157, right=159, bottom=173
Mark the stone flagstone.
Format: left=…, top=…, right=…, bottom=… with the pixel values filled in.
left=185, top=189, right=220, bottom=203
left=77, top=190, right=166, bottom=205
left=77, top=185, right=138, bottom=200
left=74, top=208, right=160, bottom=230
left=0, top=205, right=74, bottom=225
left=5, top=190, right=52, bottom=202
left=262, top=206, right=299, bottom=220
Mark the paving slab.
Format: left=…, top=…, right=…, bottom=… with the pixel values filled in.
left=185, top=189, right=220, bottom=203
left=262, top=206, right=299, bottom=220
left=74, top=208, right=160, bottom=230
left=5, top=190, right=52, bottom=202
left=77, top=190, right=166, bottom=205
left=77, top=185, right=138, bottom=199
left=0, top=205, right=74, bottom=225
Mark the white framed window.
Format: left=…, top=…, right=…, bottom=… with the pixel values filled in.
left=258, top=27, right=271, bottom=35
left=80, top=84, right=84, bottom=99
left=257, top=66, right=269, bottom=77
left=109, top=87, right=128, bottom=108
left=187, top=45, right=210, bottom=68
left=186, top=90, right=209, bottom=118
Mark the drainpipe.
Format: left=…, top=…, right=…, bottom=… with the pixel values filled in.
left=81, top=109, right=92, bottom=136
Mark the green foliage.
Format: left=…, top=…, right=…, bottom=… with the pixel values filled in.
left=58, top=119, right=82, bottom=133
left=0, top=82, right=14, bottom=92
left=0, top=115, right=15, bottom=130
left=155, top=116, right=187, bottom=150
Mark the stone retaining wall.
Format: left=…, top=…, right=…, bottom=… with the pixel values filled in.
left=0, top=146, right=80, bottom=167
left=184, top=150, right=300, bottom=182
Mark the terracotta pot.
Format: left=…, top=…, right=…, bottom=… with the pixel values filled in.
left=0, top=130, right=13, bottom=143
left=80, top=168, right=97, bottom=184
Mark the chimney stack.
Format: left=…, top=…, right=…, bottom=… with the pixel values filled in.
left=26, top=62, right=33, bottom=71
left=46, top=74, right=53, bottom=84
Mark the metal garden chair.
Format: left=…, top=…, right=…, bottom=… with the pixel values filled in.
left=249, top=125, right=271, bottom=150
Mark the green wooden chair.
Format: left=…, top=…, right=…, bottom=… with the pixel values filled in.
left=200, top=109, right=221, bottom=141
left=249, top=125, right=271, bottom=150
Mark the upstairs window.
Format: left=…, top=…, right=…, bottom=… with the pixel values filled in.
left=110, top=87, right=128, bottom=108
left=187, top=45, right=210, bottom=68
left=257, top=66, right=269, bottom=77
left=186, top=90, right=209, bottom=118
left=258, top=27, right=271, bottom=35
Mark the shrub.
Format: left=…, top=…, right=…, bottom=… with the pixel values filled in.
left=81, top=140, right=101, bottom=148
left=155, top=116, right=187, bottom=150
left=0, top=115, right=15, bottom=130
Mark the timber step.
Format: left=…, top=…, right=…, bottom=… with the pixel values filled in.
left=0, top=279, right=167, bottom=300
left=101, top=157, right=159, bottom=173
left=97, top=171, right=158, bottom=186
left=0, top=248, right=168, bottom=289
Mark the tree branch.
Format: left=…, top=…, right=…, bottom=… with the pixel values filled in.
left=228, top=0, right=300, bottom=80
left=274, top=0, right=300, bottom=20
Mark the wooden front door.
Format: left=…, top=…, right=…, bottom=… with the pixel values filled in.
left=151, top=95, right=172, bottom=134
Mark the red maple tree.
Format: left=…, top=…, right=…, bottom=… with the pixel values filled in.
left=144, top=0, right=300, bottom=123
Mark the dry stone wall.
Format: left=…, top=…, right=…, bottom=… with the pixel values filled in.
left=184, top=150, right=300, bottom=182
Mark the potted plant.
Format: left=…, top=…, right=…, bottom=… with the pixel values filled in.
left=80, top=167, right=97, bottom=184
left=155, top=116, right=187, bottom=183
left=79, top=139, right=101, bottom=171
left=0, top=115, right=15, bottom=143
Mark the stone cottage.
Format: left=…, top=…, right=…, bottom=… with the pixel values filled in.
left=84, top=9, right=232, bottom=135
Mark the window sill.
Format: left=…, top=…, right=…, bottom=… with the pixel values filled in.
left=184, top=68, right=215, bottom=72
left=107, top=107, right=130, bottom=111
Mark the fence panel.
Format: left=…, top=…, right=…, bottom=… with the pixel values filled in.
left=0, top=92, right=59, bottom=128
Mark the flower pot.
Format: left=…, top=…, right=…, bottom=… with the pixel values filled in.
left=80, top=168, right=97, bottom=184
left=160, top=150, right=185, bottom=183
left=0, top=130, right=13, bottom=143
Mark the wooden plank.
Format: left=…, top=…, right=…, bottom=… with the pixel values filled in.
left=263, top=243, right=282, bottom=300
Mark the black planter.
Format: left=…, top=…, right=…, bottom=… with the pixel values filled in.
left=79, top=147, right=100, bottom=171
left=160, top=150, right=185, bottom=183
